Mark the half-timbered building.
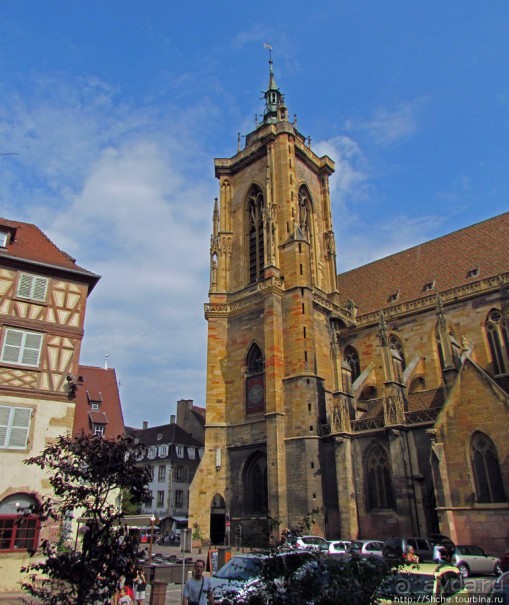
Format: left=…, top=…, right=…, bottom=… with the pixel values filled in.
left=0, top=218, right=99, bottom=592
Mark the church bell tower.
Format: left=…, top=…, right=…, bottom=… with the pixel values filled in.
left=189, top=57, right=353, bottom=543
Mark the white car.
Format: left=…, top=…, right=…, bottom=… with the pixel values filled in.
left=328, top=540, right=352, bottom=555
left=293, top=535, right=330, bottom=551
left=451, top=545, right=503, bottom=577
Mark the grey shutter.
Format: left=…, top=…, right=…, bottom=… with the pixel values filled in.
left=0, top=406, right=10, bottom=447
left=8, top=407, right=32, bottom=449
left=1, top=329, right=23, bottom=363
left=21, top=332, right=43, bottom=366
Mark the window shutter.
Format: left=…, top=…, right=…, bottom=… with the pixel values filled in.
left=32, top=277, right=48, bottom=301
left=17, top=274, right=33, bottom=299
left=2, top=329, right=23, bottom=363
left=0, top=406, right=10, bottom=447
left=8, top=407, right=31, bottom=448
left=21, top=332, right=43, bottom=366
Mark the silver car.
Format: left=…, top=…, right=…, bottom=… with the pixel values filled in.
left=350, top=539, right=385, bottom=559
left=451, top=545, right=502, bottom=577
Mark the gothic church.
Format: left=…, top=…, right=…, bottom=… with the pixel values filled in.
left=189, top=61, right=509, bottom=554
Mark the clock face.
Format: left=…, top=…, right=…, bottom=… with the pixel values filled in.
left=248, top=383, right=264, bottom=404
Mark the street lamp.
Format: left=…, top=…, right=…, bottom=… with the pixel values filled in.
left=148, top=515, right=156, bottom=565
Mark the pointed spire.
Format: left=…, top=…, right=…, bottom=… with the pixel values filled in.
left=262, top=45, right=284, bottom=124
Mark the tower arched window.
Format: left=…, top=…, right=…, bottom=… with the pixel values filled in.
left=244, top=452, right=268, bottom=514
left=247, top=185, right=265, bottom=284
left=344, top=345, right=361, bottom=383
left=471, top=432, right=506, bottom=503
left=365, top=444, right=395, bottom=510
left=486, top=309, right=509, bottom=375
left=245, top=343, right=265, bottom=415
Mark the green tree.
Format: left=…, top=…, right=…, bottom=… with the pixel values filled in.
left=20, top=433, right=151, bottom=605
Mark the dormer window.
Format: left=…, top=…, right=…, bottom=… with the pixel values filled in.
left=157, top=433, right=163, bottom=441
left=388, top=289, right=400, bottom=303
left=148, top=446, right=157, bottom=459
left=91, top=403, right=100, bottom=411
left=159, top=445, right=168, bottom=457
left=467, top=266, right=480, bottom=278
left=188, top=447, right=196, bottom=459
left=176, top=445, right=184, bottom=458
left=423, top=279, right=436, bottom=292
left=0, top=231, right=8, bottom=247
left=86, top=390, right=103, bottom=407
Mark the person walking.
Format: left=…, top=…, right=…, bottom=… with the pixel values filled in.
left=133, top=567, right=147, bottom=605
left=182, top=559, right=213, bottom=605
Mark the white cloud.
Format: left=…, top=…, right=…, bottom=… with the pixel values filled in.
left=314, top=135, right=372, bottom=209
left=345, top=100, right=424, bottom=145
left=0, top=73, right=215, bottom=426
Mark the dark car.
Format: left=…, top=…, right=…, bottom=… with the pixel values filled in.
left=487, top=571, right=509, bottom=605
left=382, top=537, right=435, bottom=564
left=501, top=549, right=509, bottom=573
left=428, top=533, right=455, bottom=558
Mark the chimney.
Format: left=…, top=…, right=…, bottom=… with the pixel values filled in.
left=142, top=421, right=148, bottom=430
left=170, top=414, right=176, bottom=424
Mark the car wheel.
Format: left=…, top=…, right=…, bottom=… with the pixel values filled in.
left=494, top=563, right=502, bottom=576
left=458, top=564, right=469, bottom=578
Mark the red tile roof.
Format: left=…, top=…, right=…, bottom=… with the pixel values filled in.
left=72, top=365, right=125, bottom=438
left=0, top=217, right=99, bottom=288
left=337, top=213, right=509, bottom=316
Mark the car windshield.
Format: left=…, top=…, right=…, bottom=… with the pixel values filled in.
left=214, top=557, right=263, bottom=580
left=379, top=572, right=435, bottom=599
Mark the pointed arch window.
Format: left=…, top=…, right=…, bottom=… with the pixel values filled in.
left=486, top=309, right=509, bottom=375
left=247, top=185, right=265, bottom=284
left=344, top=345, right=361, bottom=383
left=365, top=444, right=395, bottom=510
left=245, top=343, right=265, bottom=415
left=471, top=432, right=506, bottom=503
left=244, top=453, right=268, bottom=514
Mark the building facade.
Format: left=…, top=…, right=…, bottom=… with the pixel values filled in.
left=0, top=218, right=99, bottom=592
left=126, top=400, right=204, bottom=539
left=189, top=63, right=509, bottom=553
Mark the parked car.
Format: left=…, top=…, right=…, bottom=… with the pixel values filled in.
left=382, top=537, right=435, bottom=564
left=500, top=549, right=509, bottom=573
left=487, top=571, right=509, bottom=605
left=293, top=535, right=330, bottom=551
left=349, top=539, right=385, bottom=559
left=210, top=550, right=315, bottom=604
left=451, top=545, right=503, bottom=578
left=378, top=563, right=469, bottom=605
left=327, top=540, right=351, bottom=555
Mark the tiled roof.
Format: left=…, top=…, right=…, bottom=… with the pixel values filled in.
left=407, top=388, right=445, bottom=412
left=72, top=365, right=125, bottom=438
left=126, top=423, right=203, bottom=449
left=337, top=212, right=509, bottom=316
left=0, top=217, right=99, bottom=287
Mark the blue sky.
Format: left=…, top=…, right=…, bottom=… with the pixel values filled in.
left=1, top=2, right=507, bottom=428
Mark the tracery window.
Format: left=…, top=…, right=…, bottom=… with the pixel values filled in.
left=365, top=445, right=395, bottom=510
left=471, top=432, right=506, bottom=503
left=486, top=309, right=509, bottom=375
left=247, top=185, right=265, bottom=283
left=344, top=345, right=361, bottom=383
left=244, top=453, right=268, bottom=514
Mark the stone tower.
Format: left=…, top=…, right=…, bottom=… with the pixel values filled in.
left=189, top=59, right=355, bottom=544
